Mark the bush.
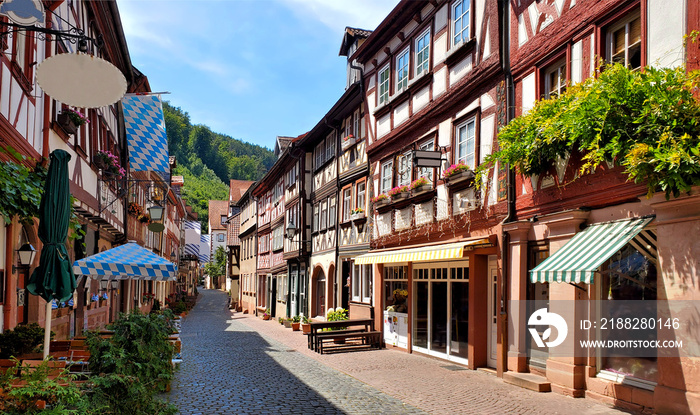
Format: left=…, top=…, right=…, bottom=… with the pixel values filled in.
left=0, top=359, right=82, bottom=414
left=171, top=301, right=187, bottom=314
left=0, top=323, right=54, bottom=359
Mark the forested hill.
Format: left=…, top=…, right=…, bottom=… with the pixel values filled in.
left=163, top=102, right=275, bottom=229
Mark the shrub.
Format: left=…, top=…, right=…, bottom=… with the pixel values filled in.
left=171, top=301, right=187, bottom=315
left=0, top=323, right=54, bottom=359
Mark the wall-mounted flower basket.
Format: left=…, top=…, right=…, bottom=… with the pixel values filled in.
left=391, top=192, right=409, bottom=202
left=350, top=212, right=365, bottom=221
left=57, top=113, right=78, bottom=135
left=341, top=134, right=357, bottom=150
left=445, top=169, right=475, bottom=190
left=411, top=184, right=432, bottom=195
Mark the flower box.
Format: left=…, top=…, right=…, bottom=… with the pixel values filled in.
left=411, top=184, right=433, bottom=195
left=391, top=192, right=409, bottom=202
left=350, top=212, right=365, bottom=221
left=445, top=169, right=475, bottom=185
left=341, top=134, right=357, bottom=150
left=57, top=113, right=78, bottom=135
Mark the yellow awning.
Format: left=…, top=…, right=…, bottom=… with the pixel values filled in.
left=354, top=238, right=491, bottom=265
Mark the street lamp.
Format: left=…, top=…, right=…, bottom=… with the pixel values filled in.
left=99, top=279, right=109, bottom=292
left=17, top=243, right=36, bottom=267
left=286, top=220, right=297, bottom=241
left=170, top=250, right=177, bottom=263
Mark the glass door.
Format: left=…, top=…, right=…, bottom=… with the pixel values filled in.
left=290, top=265, right=298, bottom=317
left=413, top=280, right=429, bottom=349
left=449, top=281, right=469, bottom=359
left=431, top=282, right=448, bottom=353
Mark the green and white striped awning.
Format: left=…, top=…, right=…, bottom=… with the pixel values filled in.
left=530, top=217, right=654, bottom=284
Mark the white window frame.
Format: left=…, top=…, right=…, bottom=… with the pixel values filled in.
left=320, top=199, right=328, bottom=230
left=381, top=160, right=393, bottom=194
left=353, top=110, right=360, bottom=138
left=544, top=59, right=567, bottom=98
left=418, top=140, right=435, bottom=181
left=607, top=11, right=642, bottom=70
left=396, top=47, right=410, bottom=93
left=343, top=187, right=352, bottom=222
left=313, top=204, right=319, bottom=232
left=356, top=181, right=366, bottom=213
left=398, top=151, right=413, bottom=187
left=328, top=195, right=337, bottom=227
left=352, top=264, right=372, bottom=304
left=217, top=233, right=225, bottom=242
left=415, top=28, right=431, bottom=77
left=378, top=64, right=390, bottom=106
left=452, top=0, right=471, bottom=46
left=456, top=118, right=476, bottom=169
left=315, top=141, right=325, bottom=170
left=326, top=132, right=336, bottom=161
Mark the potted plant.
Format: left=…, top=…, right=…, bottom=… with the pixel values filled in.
left=283, top=318, right=293, bottom=329
left=350, top=207, right=365, bottom=221
left=57, top=108, right=88, bottom=135
left=388, top=185, right=410, bottom=201
left=291, top=315, right=301, bottom=331
left=371, top=193, right=390, bottom=208
left=94, top=150, right=126, bottom=179
left=326, top=308, right=349, bottom=343
left=341, top=134, right=356, bottom=150
left=263, top=309, right=271, bottom=320
left=410, top=177, right=431, bottom=194
left=300, top=315, right=311, bottom=334
left=442, top=162, right=474, bottom=183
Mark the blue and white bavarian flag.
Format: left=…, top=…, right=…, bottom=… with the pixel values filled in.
left=122, top=94, right=169, bottom=172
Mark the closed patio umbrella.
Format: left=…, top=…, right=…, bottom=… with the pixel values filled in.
left=27, top=149, right=76, bottom=359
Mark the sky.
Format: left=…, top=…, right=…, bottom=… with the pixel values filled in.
left=116, top=0, right=400, bottom=151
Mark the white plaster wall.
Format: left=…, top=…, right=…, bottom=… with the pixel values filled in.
left=394, top=100, right=410, bottom=126
left=395, top=207, right=412, bottom=230
left=453, top=187, right=478, bottom=215
left=480, top=114, right=495, bottom=163
left=435, top=4, right=448, bottom=32
left=456, top=98, right=480, bottom=120
left=518, top=13, right=527, bottom=46
left=571, top=40, right=583, bottom=85
left=438, top=119, right=451, bottom=148
left=377, top=212, right=392, bottom=236
left=647, top=0, right=685, bottom=68
left=437, top=184, right=450, bottom=220
left=521, top=72, right=536, bottom=115
left=415, top=201, right=433, bottom=226
left=476, top=0, right=486, bottom=45
left=481, top=92, right=495, bottom=110
left=482, top=20, right=491, bottom=60
left=401, top=19, right=419, bottom=37
left=434, top=32, right=448, bottom=65
left=1, top=65, right=10, bottom=116
left=449, top=55, right=472, bottom=86
left=433, top=66, right=447, bottom=97
left=377, top=113, right=391, bottom=138
left=311, top=251, right=335, bottom=282
left=413, top=85, right=430, bottom=113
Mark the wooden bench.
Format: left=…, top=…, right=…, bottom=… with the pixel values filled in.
left=317, top=331, right=381, bottom=354
left=307, top=319, right=380, bottom=353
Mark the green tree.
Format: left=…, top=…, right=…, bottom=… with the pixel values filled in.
left=204, top=246, right=226, bottom=279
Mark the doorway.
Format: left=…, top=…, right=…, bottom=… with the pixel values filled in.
left=315, top=269, right=325, bottom=318
left=412, top=261, right=470, bottom=364
left=290, top=265, right=298, bottom=317
left=487, top=255, right=498, bottom=368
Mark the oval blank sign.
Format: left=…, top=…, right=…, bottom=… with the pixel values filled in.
left=36, top=53, right=127, bottom=108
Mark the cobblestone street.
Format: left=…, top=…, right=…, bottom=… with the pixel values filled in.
left=166, top=290, right=629, bottom=415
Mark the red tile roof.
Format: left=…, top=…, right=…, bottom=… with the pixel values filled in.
left=208, top=200, right=229, bottom=231
left=229, top=180, right=255, bottom=205
left=227, top=213, right=241, bottom=246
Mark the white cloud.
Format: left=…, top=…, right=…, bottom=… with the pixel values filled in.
left=279, top=0, right=399, bottom=32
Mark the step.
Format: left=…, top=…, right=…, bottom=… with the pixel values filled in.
left=503, top=372, right=551, bottom=392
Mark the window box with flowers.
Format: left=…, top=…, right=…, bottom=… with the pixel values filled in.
left=372, top=193, right=390, bottom=210
left=388, top=185, right=410, bottom=201
left=128, top=201, right=144, bottom=217
left=94, top=150, right=126, bottom=179
left=137, top=212, right=152, bottom=224
left=409, top=177, right=432, bottom=195
left=341, top=134, right=357, bottom=150
left=350, top=207, right=365, bottom=221
left=443, top=162, right=475, bottom=189
left=57, top=108, right=89, bottom=135
left=142, top=293, right=155, bottom=303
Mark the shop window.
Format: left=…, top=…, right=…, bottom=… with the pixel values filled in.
left=606, top=11, right=642, bottom=70
left=384, top=266, right=408, bottom=313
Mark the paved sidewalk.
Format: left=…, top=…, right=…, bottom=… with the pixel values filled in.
left=167, top=289, right=628, bottom=414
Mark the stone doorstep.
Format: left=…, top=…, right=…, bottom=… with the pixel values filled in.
left=503, top=372, right=552, bottom=393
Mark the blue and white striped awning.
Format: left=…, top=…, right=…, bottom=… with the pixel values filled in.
left=530, top=217, right=654, bottom=284
left=199, top=234, right=211, bottom=264
left=122, top=94, right=169, bottom=172
left=73, top=242, right=176, bottom=281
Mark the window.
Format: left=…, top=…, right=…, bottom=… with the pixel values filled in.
left=343, top=188, right=352, bottom=222
left=415, top=29, right=431, bottom=76
left=217, top=233, right=225, bottom=242
left=328, top=196, right=337, bottom=227
left=272, top=226, right=283, bottom=251
left=607, top=13, right=641, bottom=70
left=326, top=132, right=336, bottom=160
left=315, top=141, right=325, bottom=169
left=398, top=151, right=413, bottom=187
left=396, top=48, right=410, bottom=93
left=257, top=275, right=266, bottom=307
left=320, top=200, right=328, bottom=230
left=452, top=0, right=471, bottom=46
left=221, top=215, right=227, bottom=225
left=456, top=118, right=476, bottom=168
left=545, top=60, right=567, bottom=98
left=277, top=274, right=288, bottom=302
left=352, top=264, right=373, bottom=303
left=381, top=160, right=393, bottom=193
left=287, top=163, right=297, bottom=188
left=313, top=204, right=320, bottom=232
left=356, top=181, right=366, bottom=213
left=378, top=64, right=390, bottom=105
left=384, top=266, right=408, bottom=312
left=353, top=110, right=360, bottom=138
left=417, top=140, right=435, bottom=182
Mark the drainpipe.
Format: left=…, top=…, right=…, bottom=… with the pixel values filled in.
left=498, top=0, right=516, bottom=378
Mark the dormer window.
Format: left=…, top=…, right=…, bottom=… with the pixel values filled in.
left=452, top=0, right=471, bottom=46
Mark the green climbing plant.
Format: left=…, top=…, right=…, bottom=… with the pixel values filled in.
left=0, top=146, right=46, bottom=224
left=477, top=64, right=700, bottom=199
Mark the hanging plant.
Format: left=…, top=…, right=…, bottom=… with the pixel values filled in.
left=0, top=146, right=47, bottom=224
left=478, top=64, right=700, bottom=199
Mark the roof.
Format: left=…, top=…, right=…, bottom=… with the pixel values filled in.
left=275, top=136, right=295, bottom=158
left=227, top=213, right=241, bottom=246
left=339, top=26, right=373, bottom=56
left=208, top=200, right=229, bottom=231
left=229, top=180, right=255, bottom=205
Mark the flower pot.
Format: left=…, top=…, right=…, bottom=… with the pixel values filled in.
left=283, top=319, right=292, bottom=328
left=374, top=198, right=390, bottom=209
left=445, top=170, right=475, bottom=184
left=350, top=212, right=365, bottom=221
left=391, top=192, right=409, bottom=201
left=301, top=323, right=311, bottom=334
left=263, top=314, right=270, bottom=320
left=292, top=322, right=300, bottom=331
left=57, top=113, right=78, bottom=135
left=411, top=184, right=432, bottom=195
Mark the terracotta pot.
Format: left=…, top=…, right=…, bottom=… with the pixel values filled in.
left=292, top=322, right=300, bottom=331
left=301, top=323, right=311, bottom=334
left=263, top=314, right=270, bottom=320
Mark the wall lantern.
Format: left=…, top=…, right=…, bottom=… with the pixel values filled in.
left=99, top=279, right=109, bottom=292
left=110, top=280, right=119, bottom=290
left=148, top=205, right=164, bottom=221
left=286, top=221, right=297, bottom=241
left=17, top=243, right=36, bottom=267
